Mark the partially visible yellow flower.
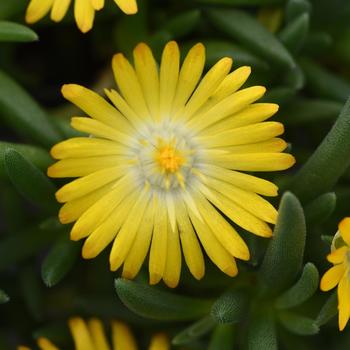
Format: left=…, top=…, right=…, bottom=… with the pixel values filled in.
left=320, top=217, right=350, bottom=331
left=48, top=41, right=295, bottom=288
left=25, top=0, right=138, bottom=33
left=18, top=317, right=169, bottom=350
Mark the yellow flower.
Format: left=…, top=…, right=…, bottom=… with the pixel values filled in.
left=25, top=0, right=138, bottom=33
left=320, top=217, right=350, bottom=331
left=18, top=317, right=169, bottom=350
left=48, top=41, right=295, bottom=288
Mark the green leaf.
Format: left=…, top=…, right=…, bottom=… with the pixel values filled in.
left=19, top=267, right=44, bottom=321
left=41, top=235, right=80, bottom=287
left=276, top=263, right=319, bottom=309
left=321, top=235, right=333, bottom=246
left=279, top=13, right=309, bottom=53
left=0, top=141, right=52, bottom=177
left=303, top=32, right=332, bottom=56
left=201, top=40, right=269, bottom=70
left=259, top=192, right=306, bottom=295
left=261, top=87, right=295, bottom=105
left=301, top=59, right=350, bottom=102
left=304, top=192, right=337, bottom=225
left=279, top=312, right=319, bottom=335
left=211, top=290, right=247, bottom=324
left=283, top=99, right=342, bottom=125
left=0, top=21, right=38, bottom=42
left=4, top=149, right=57, bottom=212
left=285, top=0, right=312, bottom=23
left=161, top=10, right=201, bottom=39
left=284, top=64, right=305, bottom=90
left=208, top=324, right=235, bottom=350
left=316, top=292, right=338, bottom=326
left=115, top=278, right=212, bottom=321
left=248, top=312, right=277, bottom=350
left=172, top=316, right=216, bottom=345
left=0, top=70, right=61, bottom=147
left=289, top=97, right=350, bottom=202
left=206, top=9, right=296, bottom=69
left=0, top=226, right=60, bottom=270
left=0, top=0, right=26, bottom=20
left=0, top=289, right=9, bottom=304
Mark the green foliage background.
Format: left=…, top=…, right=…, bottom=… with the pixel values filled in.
left=1, top=0, right=350, bottom=348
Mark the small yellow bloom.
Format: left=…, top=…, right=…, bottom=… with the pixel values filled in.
left=25, top=0, right=138, bottom=33
left=18, top=317, right=169, bottom=350
left=320, top=217, right=350, bottom=331
left=48, top=41, right=295, bottom=287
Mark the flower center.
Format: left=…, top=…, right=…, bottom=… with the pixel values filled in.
left=133, top=121, right=199, bottom=192
left=156, top=144, right=185, bottom=173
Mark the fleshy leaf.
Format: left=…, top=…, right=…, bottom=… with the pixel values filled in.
left=206, top=9, right=296, bottom=69
left=304, top=192, right=337, bottom=225
left=0, top=21, right=38, bottom=42
left=259, top=192, right=306, bottom=294
left=289, top=97, right=350, bottom=202
left=211, top=290, right=247, bottom=324
left=316, top=292, right=338, bottom=326
left=0, top=141, right=52, bottom=177
left=285, top=0, right=312, bottom=23
left=115, top=278, right=212, bottom=321
left=172, top=316, right=216, bottom=345
left=0, top=289, right=9, bottom=304
left=276, top=263, right=319, bottom=309
left=208, top=324, right=235, bottom=350
left=41, top=235, right=80, bottom=287
left=0, top=70, right=61, bottom=147
left=4, top=149, right=57, bottom=212
left=248, top=312, right=277, bottom=350
left=279, top=312, right=319, bottom=335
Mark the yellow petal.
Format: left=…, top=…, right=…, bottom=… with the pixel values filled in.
left=176, top=199, right=205, bottom=280
left=327, top=246, right=348, bottom=264
left=338, top=275, right=350, bottom=331
left=51, top=0, right=71, bottom=22
left=159, top=41, right=180, bottom=118
left=59, top=183, right=113, bottom=224
left=201, top=165, right=278, bottom=196
left=17, top=347, right=32, bottom=350
left=226, top=138, right=287, bottom=154
left=177, top=57, right=232, bottom=121
left=149, top=333, right=170, bottom=350
left=37, top=338, right=60, bottom=350
left=109, top=188, right=150, bottom=270
left=74, top=0, right=95, bottom=33
left=112, top=53, right=151, bottom=121
left=48, top=156, right=122, bottom=178
left=339, top=217, right=350, bottom=246
left=163, top=223, right=182, bottom=288
left=50, top=137, right=126, bottom=159
left=70, top=175, right=136, bottom=240
left=320, top=264, right=345, bottom=291
left=200, top=185, right=272, bottom=237
left=82, top=193, right=137, bottom=259
left=113, top=0, right=138, bottom=14
left=122, top=204, right=154, bottom=279
left=188, top=207, right=238, bottom=277
left=204, top=177, right=278, bottom=224
left=194, top=192, right=250, bottom=260
left=171, top=43, right=205, bottom=116
left=111, top=321, right=138, bottom=350
left=88, top=318, right=111, bottom=350
left=204, top=103, right=279, bottom=135
left=149, top=194, right=168, bottom=285
left=61, top=84, right=132, bottom=132
left=90, top=0, right=105, bottom=10
left=197, top=122, right=284, bottom=148
left=71, top=117, right=134, bottom=145
left=133, top=43, right=159, bottom=120
left=212, top=152, right=296, bottom=171
left=55, top=166, right=125, bottom=203
left=188, top=86, right=266, bottom=132
left=68, top=318, right=95, bottom=350
left=26, top=0, right=54, bottom=24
